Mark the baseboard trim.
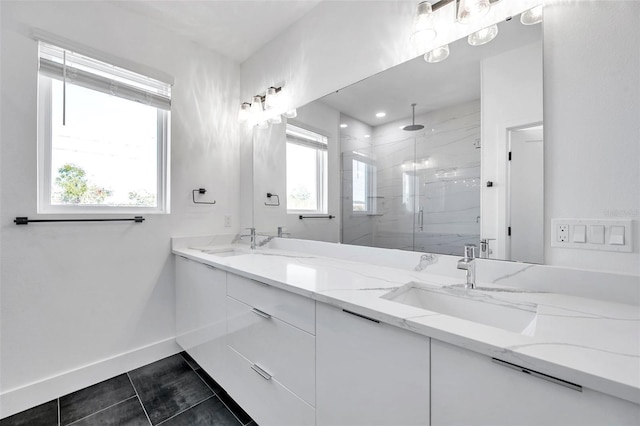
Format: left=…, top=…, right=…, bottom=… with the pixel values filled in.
left=0, top=337, right=181, bottom=419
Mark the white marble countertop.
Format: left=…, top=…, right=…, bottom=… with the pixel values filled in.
left=172, top=238, right=640, bottom=405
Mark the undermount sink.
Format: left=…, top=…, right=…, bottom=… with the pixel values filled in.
left=382, top=282, right=538, bottom=336
left=190, top=246, right=250, bottom=258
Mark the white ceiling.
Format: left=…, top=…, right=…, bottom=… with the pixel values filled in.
left=319, top=18, right=542, bottom=127
left=110, top=0, right=323, bottom=63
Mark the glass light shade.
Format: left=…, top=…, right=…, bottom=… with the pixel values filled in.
left=265, top=86, right=280, bottom=110
left=410, top=1, right=437, bottom=52
left=457, top=0, right=491, bottom=24
left=468, top=24, right=498, bottom=46
left=250, top=96, right=263, bottom=117
left=424, top=44, right=449, bottom=63
left=238, top=102, right=251, bottom=123
left=269, top=114, right=282, bottom=124
left=284, top=109, right=297, bottom=118
left=520, top=5, right=543, bottom=25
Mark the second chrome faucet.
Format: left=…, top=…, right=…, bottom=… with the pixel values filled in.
left=457, top=244, right=477, bottom=289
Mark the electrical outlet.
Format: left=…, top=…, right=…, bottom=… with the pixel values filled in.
left=557, top=224, right=568, bottom=242
left=224, top=215, right=231, bottom=227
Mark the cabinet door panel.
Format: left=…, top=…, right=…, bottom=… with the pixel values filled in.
left=175, top=257, right=227, bottom=382
left=316, top=303, right=430, bottom=426
left=431, top=340, right=640, bottom=425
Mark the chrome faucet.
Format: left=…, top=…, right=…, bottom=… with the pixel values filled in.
left=457, top=244, right=476, bottom=289
left=239, top=227, right=257, bottom=250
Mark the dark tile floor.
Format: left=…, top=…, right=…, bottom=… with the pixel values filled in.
left=0, top=352, right=256, bottom=426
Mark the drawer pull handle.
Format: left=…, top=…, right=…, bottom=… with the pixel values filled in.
left=342, top=309, right=380, bottom=323
left=491, top=358, right=582, bottom=392
left=251, top=363, right=272, bottom=380
left=251, top=308, right=272, bottom=319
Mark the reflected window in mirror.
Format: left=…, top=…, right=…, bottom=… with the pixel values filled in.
left=352, top=158, right=377, bottom=214
left=286, top=124, right=328, bottom=213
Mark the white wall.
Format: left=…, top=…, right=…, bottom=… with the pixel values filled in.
left=241, top=0, right=639, bottom=275
left=0, top=0, right=240, bottom=416
left=543, top=0, right=639, bottom=274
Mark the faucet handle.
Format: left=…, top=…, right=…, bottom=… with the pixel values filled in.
left=464, top=244, right=476, bottom=259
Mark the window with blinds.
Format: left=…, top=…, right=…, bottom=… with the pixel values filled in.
left=37, top=42, right=171, bottom=213
left=285, top=124, right=328, bottom=213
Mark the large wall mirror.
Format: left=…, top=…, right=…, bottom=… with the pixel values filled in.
left=253, top=16, right=543, bottom=263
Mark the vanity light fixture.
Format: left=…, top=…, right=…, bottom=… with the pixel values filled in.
left=457, top=0, right=491, bottom=24
left=520, top=4, right=543, bottom=25
left=239, top=85, right=290, bottom=126
left=265, top=86, right=281, bottom=110
left=410, top=1, right=437, bottom=52
left=238, top=102, right=251, bottom=123
left=424, top=44, right=450, bottom=63
left=269, top=114, right=282, bottom=124
left=467, top=24, right=498, bottom=46
left=249, top=95, right=264, bottom=116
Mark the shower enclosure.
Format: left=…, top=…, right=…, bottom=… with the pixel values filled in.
left=341, top=100, right=481, bottom=255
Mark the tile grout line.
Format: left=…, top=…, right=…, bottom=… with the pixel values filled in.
left=214, top=393, right=246, bottom=426
left=64, top=395, right=138, bottom=426
left=154, top=395, right=215, bottom=426
left=177, top=354, right=247, bottom=426
left=192, top=367, right=220, bottom=397
left=179, top=352, right=197, bottom=371
left=126, top=372, right=153, bottom=426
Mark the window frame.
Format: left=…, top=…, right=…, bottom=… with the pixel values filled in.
left=285, top=124, right=328, bottom=215
left=36, top=45, right=171, bottom=215
left=352, top=157, right=377, bottom=215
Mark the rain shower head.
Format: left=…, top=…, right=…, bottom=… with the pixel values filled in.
left=403, top=103, right=424, bottom=131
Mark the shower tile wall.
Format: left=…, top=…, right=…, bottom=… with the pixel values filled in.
left=342, top=100, right=480, bottom=254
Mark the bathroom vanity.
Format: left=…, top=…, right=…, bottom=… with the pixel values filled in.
left=173, top=237, right=640, bottom=426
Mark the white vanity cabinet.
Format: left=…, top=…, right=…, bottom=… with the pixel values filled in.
left=225, top=274, right=316, bottom=426
left=431, top=340, right=640, bottom=425
left=316, top=302, right=431, bottom=426
left=175, top=256, right=227, bottom=382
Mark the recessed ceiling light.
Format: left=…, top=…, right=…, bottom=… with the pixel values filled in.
left=340, top=123, right=348, bottom=128
left=364, top=134, right=371, bottom=138
left=376, top=112, right=386, bottom=118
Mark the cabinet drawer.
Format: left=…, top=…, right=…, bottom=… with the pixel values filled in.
left=227, top=273, right=315, bottom=334
left=227, top=296, right=315, bottom=406
left=224, top=346, right=315, bottom=426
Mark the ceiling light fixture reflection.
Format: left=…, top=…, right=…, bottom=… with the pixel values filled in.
left=364, top=135, right=371, bottom=138
left=457, top=0, right=491, bottom=24
left=340, top=123, right=348, bottom=128
left=467, top=24, right=498, bottom=46
left=410, top=1, right=437, bottom=52
left=376, top=112, right=386, bottom=118
left=424, top=44, right=450, bottom=63
left=520, top=5, right=543, bottom=25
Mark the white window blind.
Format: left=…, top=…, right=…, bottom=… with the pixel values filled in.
left=38, top=43, right=171, bottom=110
left=286, top=124, right=328, bottom=151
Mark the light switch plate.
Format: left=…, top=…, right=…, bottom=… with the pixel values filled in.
left=551, top=219, right=633, bottom=252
